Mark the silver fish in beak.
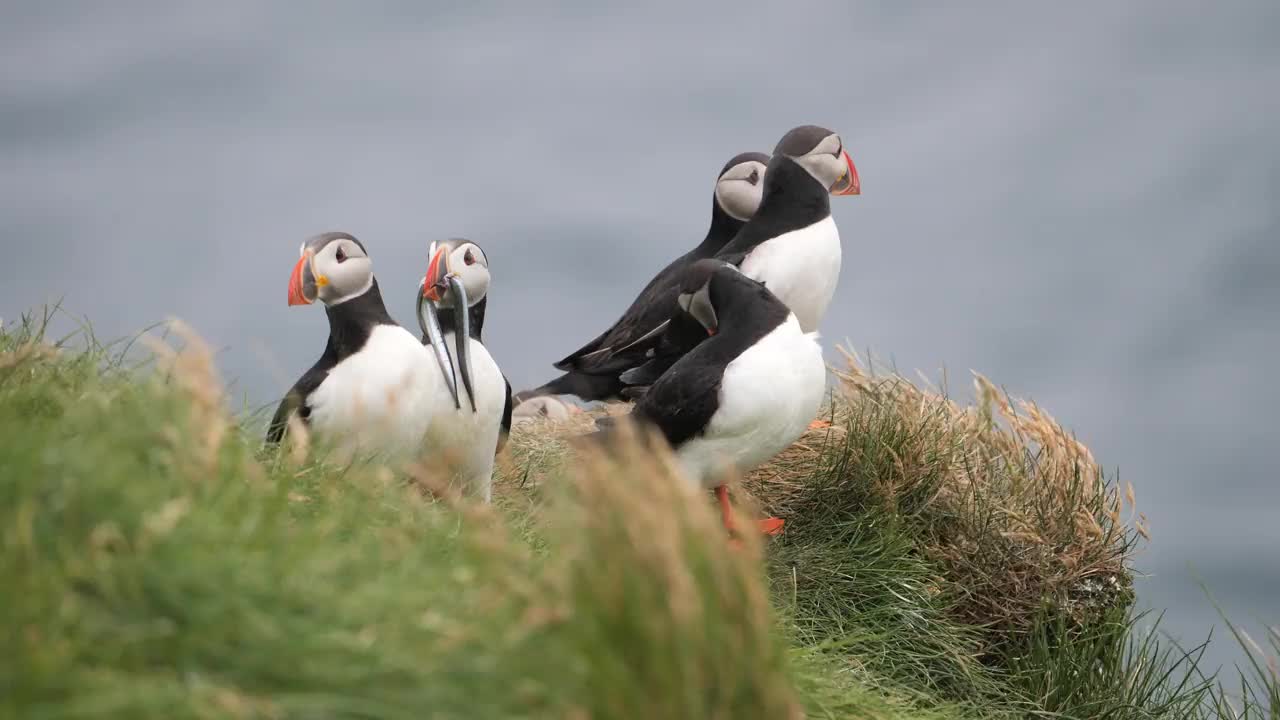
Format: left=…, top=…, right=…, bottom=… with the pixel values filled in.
left=418, top=244, right=478, bottom=412
left=417, top=278, right=460, bottom=409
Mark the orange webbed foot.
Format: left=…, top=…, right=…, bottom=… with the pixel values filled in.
left=808, top=419, right=834, bottom=430
left=758, top=517, right=785, bottom=536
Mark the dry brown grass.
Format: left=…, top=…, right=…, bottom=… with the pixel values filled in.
left=499, top=344, right=1142, bottom=659
left=743, top=346, right=1142, bottom=649
left=502, top=348, right=1139, bottom=648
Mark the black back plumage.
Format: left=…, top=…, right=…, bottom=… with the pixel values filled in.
left=517, top=152, right=769, bottom=404
left=553, top=191, right=749, bottom=372
left=614, top=153, right=834, bottom=386
left=265, top=278, right=397, bottom=444
left=590, top=261, right=790, bottom=450
left=713, top=154, right=832, bottom=266
left=614, top=310, right=707, bottom=388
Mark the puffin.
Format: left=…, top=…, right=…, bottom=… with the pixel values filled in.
left=513, top=150, right=771, bottom=405
left=415, top=238, right=511, bottom=501
left=617, top=124, right=859, bottom=405
left=265, top=232, right=445, bottom=459
left=586, top=258, right=827, bottom=538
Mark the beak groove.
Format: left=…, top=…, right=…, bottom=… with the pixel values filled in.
left=832, top=150, right=861, bottom=196
left=423, top=246, right=449, bottom=303
left=288, top=253, right=315, bottom=306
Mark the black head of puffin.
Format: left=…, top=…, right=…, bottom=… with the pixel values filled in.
left=287, top=232, right=374, bottom=307
left=713, top=151, right=771, bottom=222
left=417, top=237, right=493, bottom=414
left=773, top=125, right=861, bottom=197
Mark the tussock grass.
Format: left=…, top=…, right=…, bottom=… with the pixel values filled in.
left=749, top=347, right=1139, bottom=647
left=2, top=309, right=1275, bottom=719
left=1203, top=603, right=1280, bottom=720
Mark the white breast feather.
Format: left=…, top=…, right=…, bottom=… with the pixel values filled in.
left=303, top=324, right=505, bottom=500
left=422, top=333, right=506, bottom=502
left=673, top=315, right=827, bottom=489
left=738, top=215, right=841, bottom=332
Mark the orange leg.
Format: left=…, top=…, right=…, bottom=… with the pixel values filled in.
left=716, top=485, right=785, bottom=540
left=808, top=418, right=834, bottom=430
left=715, top=485, right=736, bottom=534
left=716, top=486, right=745, bottom=550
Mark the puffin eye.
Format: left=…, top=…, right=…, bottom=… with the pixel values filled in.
left=748, top=169, right=760, bottom=185
left=335, top=245, right=347, bottom=263
left=463, top=249, right=476, bottom=266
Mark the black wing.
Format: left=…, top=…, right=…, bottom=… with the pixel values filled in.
left=513, top=370, right=627, bottom=405
left=618, top=311, right=709, bottom=387
left=264, top=358, right=334, bottom=445
left=716, top=249, right=749, bottom=268
left=578, top=346, right=721, bottom=455
left=629, top=349, right=724, bottom=449
left=619, top=384, right=650, bottom=401
left=496, top=373, right=513, bottom=455
left=618, top=258, right=773, bottom=391
left=553, top=251, right=695, bottom=373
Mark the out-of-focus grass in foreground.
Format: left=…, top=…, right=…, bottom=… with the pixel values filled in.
left=1, top=309, right=1275, bottom=719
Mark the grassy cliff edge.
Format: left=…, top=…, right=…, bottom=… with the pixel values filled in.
left=2, top=311, right=1276, bottom=719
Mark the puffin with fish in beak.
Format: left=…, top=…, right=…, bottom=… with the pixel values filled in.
left=416, top=238, right=512, bottom=500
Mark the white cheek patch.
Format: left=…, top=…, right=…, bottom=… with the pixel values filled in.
left=469, top=244, right=489, bottom=267
left=716, top=180, right=763, bottom=222
left=325, top=259, right=375, bottom=306
left=809, top=133, right=841, bottom=157
left=796, top=154, right=843, bottom=188
left=466, top=267, right=491, bottom=303
left=454, top=246, right=479, bottom=272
